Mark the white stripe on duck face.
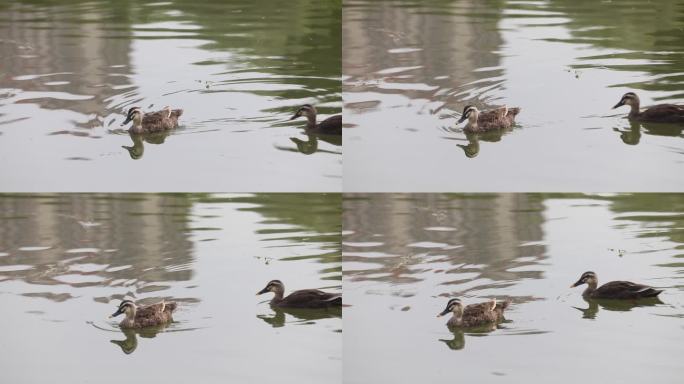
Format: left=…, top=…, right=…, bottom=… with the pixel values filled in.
left=447, top=298, right=461, bottom=310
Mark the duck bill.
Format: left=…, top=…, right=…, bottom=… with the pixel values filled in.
left=110, top=308, right=124, bottom=318
left=437, top=308, right=450, bottom=317
left=457, top=115, right=467, bottom=124
left=612, top=100, right=624, bottom=109
left=289, top=113, right=300, bottom=121
left=570, top=279, right=584, bottom=288
left=256, top=287, right=269, bottom=295
left=121, top=115, right=133, bottom=126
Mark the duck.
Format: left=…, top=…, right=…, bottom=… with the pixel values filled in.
left=457, top=105, right=520, bottom=133
left=571, top=271, right=663, bottom=300
left=290, top=104, right=342, bottom=135
left=109, top=299, right=177, bottom=329
left=121, top=106, right=183, bottom=133
left=257, top=279, right=342, bottom=309
left=437, top=298, right=509, bottom=328
left=612, top=92, right=684, bottom=123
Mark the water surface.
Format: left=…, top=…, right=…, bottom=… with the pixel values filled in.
left=343, top=0, right=684, bottom=191
left=343, top=193, right=683, bottom=383
left=0, top=0, right=341, bottom=191
left=0, top=193, right=342, bottom=383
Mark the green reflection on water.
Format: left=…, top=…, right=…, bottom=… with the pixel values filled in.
left=343, top=193, right=683, bottom=383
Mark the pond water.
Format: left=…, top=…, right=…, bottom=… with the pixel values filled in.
left=343, top=193, right=684, bottom=383
left=343, top=0, right=684, bottom=191
left=0, top=193, right=342, bottom=383
left=0, top=0, right=341, bottom=191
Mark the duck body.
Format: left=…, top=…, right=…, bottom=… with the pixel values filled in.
left=571, top=271, right=663, bottom=300
left=290, top=104, right=342, bottom=135
left=613, top=92, right=684, bottom=123
left=314, top=115, right=343, bottom=135
left=110, top=300, right=177, bottom=329
left=458, top=105, right=520, bottom=133
left=258, top=279, right=342, bottom=309
left=121, top=106, right=183, bottom=133
left=438, top=298, right=509, bottom=328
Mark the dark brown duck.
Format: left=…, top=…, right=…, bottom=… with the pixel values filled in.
left=571, top=271, right=663, bottom=300
left=612, top=92, right=684, bottom=123
left=290, top=104, right=342, bottom=135
left=257, top=279, right=342, bottom=309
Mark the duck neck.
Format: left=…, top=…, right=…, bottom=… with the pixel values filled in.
left=270, top=287, right=285, bottom=304
left=583, top=282, right=598, bottom=296
left=129, top=121, right=143, bottom=133
left=447, top=307, right=464, bottom=326
left=468, top=111, right=479, bottom=127
left=129, top=115, right=144, bottom=133
left=628, top=100, right=641, bottom=118
left=305, top=112, right=317, bottom=128
left=120, top=310, right=136, bottom=328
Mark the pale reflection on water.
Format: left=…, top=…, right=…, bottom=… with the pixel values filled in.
left=0, top=0, right=342, bottom=191
left=0, top=193, right=341, bottom=383
left=343, top=0, right=684, bottom=191
left=343, top=193, right=684, bottom=384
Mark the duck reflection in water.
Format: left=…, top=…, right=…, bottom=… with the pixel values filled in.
left=438, top=323, right=502, bottom=351
left=257, top=305, right=342, bottom=328
left=613, top=120, right=683, bottom=146
left=122, top=130, right=171, bottom=160
left=275, top=133, right=342, bottom=155
left=572, top=296, right=664, bottom=320
left=110, top=325, right=168, bottom=355
left=456, top=130, right=509, bottom=159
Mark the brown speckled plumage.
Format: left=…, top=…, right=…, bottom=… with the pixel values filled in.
left=257, top=279, right=342, bottom=309
left=438, top=298, right=509, bottom=328
left=458, top=105, right=521, bottom=133
left=110, top=300, right=177, bottom=329
left=613, top=92, right=684, bottom=123
left=122, top=106, right=183, bottom=133
left=571, top=271, right=663, bottom=300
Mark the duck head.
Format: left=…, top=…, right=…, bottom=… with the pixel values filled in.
left=257, top=279, right=285, bottom=296
left=437, top=298, right=464, bottom=317
left=121, top=107, right=143, bottom=127
left=110, top=300, right=137, bottom=319
left=458, top=105, right=479, bottom=124
left=290, top=104, right=317, bottom=122
left=612, top=92, right=639, bottom=109
left=571, top=271, right=598, bottom=288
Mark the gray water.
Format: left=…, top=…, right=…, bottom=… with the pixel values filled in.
left=343, top=0, right=684, bottom=191
left=0, top=0, right=341, bottom=191
left=343, top=193, right=684, bottom=383
left=0, top=193, right=342, bottom=383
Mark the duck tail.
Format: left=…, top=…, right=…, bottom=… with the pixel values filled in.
left=497, top=299, right=511, bottom=310
left=644, top=288, right=663, bottom=297
left=165, top=302, right=178, bottom=312
left=172, top=109, right=184, bottom=118
left=507, top=107, right=521, bottom=117
left=327, top=295, right=343, bottom=306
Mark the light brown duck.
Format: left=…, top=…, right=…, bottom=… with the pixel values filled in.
left=109, top=299, right=177, bottom=329
left=457, top=105, right=520, bottom=133
left=121, top=106, right=183, bottom=133
left=437, top=298, right=509, bottom=328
